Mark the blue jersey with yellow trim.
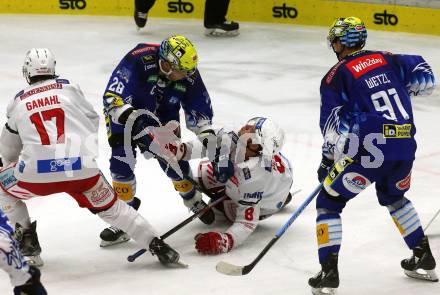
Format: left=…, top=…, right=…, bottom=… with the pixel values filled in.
left=320, top=50, right=434, bottom=161
left=103, top=43, right=213, bottom=142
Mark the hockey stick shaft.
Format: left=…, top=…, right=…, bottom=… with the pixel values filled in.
left=127, top=194, right=227, bottom=262
left=216, top=183, right=323, bottom=275
left=424, top=208, right=440, bottom=232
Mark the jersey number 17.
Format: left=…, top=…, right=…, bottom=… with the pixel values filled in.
left=29, top=108, right=65, bottom=145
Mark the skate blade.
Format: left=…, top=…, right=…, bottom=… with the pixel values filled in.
left=404, top=269, right=439, bottom=282
left=311, top=287, right=337, bottom=295
left=25, top=255, right=44, bottom=267
left=100, top=234, right=130, bottom=247
left=161, top=259, right=189, bottom=268
left=205, top=29, right=239, bottom=37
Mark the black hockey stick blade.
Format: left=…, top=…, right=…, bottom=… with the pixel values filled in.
left=216, top=237, right=277, bottom=276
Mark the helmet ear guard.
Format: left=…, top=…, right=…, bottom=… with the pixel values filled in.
left=22, top=48, right=57, bottom=84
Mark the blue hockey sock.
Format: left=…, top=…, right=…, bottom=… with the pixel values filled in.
left=316, top=211, right=342, bottom=264
left=387, top=198, right=424, bottom=249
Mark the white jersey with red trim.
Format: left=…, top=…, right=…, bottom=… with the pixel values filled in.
left=0, top=78, right=100, bottom=183
left=198, top=150, right=293, bottom=248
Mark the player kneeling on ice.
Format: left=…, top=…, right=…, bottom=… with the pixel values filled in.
left=310, top=17, right=437, bottom=294
left=0, top=48, right=184, bottom=267
left=157, top=117, right=293, bottom=254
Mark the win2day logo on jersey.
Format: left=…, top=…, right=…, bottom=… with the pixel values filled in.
left=346, top=54, right=388, bottom=79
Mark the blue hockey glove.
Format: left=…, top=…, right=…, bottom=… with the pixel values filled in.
left=317, top=155, right=334, bottom=182
left=407, top=62, right=435, bottom=96
left=212, top=156, right=234, bottom=184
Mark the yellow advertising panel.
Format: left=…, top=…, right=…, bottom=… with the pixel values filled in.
left=0, top=0, right=439, bottom=36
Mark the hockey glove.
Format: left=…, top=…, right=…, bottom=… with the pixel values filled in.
left=13, top=266, right=47, bottom=295
left=317, top=155, right=334, bottom=182
left=125, top=111, right=158, bottom=154
left=194, top=232, right=234, bottom=255
left=147, top=121, right=187, bottom=161
left=211, top=156, right=234, bottom=183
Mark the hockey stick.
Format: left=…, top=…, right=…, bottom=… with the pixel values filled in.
left=127, top=194, right=227, bottom=262
left=423, top=208, right=440, bottom=233
left=215, top=183, right=323, bottom=276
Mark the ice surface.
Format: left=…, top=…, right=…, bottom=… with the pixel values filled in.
left=0, top=15, right=439, bottom=295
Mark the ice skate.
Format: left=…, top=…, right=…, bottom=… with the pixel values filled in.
left=15, top=221, right=43, bottom=267
left=134, top=9, right=147, bottom=30
left=401, top=236, right=438, bottom=282
left=100, top=226, right=130, bottom=247
left=309, top=253, right=339, bottom=295
left=99, top=197, right=140, bottom=247
left=149, top=237, right=187, bottom=268
left=184, top=191, right=215, bottom=225
left=205, top=21, right=239, bottom=37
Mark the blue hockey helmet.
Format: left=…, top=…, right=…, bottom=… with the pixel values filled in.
left=327, top=17, right=367, bottom=48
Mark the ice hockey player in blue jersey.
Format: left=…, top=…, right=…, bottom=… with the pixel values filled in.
left=0, top=158, right=47, bottom=295
left=309, top=17, right=437, bottom=295
left=100, top=35, right=215, bottom=246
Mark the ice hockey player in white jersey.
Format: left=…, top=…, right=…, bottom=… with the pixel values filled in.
left=0, top=48, right=184, bottom=267
left=158, top=117, right=293, bottom=254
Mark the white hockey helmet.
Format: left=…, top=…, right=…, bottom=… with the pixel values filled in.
left=22, top=48, right=56, bottom=84
left=246, top=117, right=285, bottom=156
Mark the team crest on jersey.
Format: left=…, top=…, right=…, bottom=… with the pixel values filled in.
left=342, top=172, right=371, bottom=193
left=18, top=161, right=25, bottom=173
left=243, top=168, right=251, bottom=180
left=346, top=53, right=387, bottom=79
left=396, top=172, right=411, bottom=190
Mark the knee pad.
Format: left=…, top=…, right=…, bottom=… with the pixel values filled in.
left=112, top=173, right=136, bottom=202
left=172, top=179, right=195, bottom=200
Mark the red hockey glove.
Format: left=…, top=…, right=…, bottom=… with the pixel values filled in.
left=194, top=232, right=234, bottom=255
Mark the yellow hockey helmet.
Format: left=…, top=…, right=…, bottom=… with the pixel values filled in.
left=159, top=35, right=198, bottom=75
left=327, top=16, right=367, bottom=48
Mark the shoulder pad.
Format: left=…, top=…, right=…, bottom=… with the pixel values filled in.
left=56, top=78, right=70, bottom=84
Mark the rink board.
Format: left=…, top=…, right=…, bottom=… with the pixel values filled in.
left=0, top=0, right=439, bottom=35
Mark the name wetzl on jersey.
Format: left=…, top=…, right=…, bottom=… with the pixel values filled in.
left=351, top=57, right=384, bottom=73
left=25, top=95, right=61, bottom=111
left=365, top=73, right=391, bottom=89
